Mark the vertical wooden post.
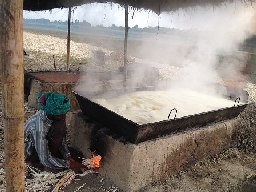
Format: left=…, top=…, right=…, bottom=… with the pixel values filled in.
left=0, top=0, right=25, bottom=191
left=124, top=4, right=129, bottom=87
left=67, top=7, right=72, bottom=71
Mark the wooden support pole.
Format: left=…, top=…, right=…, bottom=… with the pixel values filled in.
left=67, top=7, right=72, bottom=71
left=124, top=4, right=129, bottom=87
left=0, top=0, right=25, bottom=191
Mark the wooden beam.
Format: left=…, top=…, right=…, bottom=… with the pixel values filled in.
left=124, top=4, right=129, bottom=87
left=0, top=0, right=25, bottom=191
left=67, top=7, right=72, bottom=71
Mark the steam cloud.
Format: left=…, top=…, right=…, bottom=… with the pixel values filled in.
left=75, top=1, right=256, bottom=100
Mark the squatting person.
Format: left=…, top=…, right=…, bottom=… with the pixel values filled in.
left=24, top=91, right=86, bottom=173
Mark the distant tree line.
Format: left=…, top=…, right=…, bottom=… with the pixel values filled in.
left=24, top=18, right=179, bottom=33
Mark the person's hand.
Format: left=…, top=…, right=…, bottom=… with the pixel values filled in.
left=67, top=157, right=88, bottom=173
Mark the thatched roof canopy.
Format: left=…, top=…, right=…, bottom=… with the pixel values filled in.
left=23, top=0, right=251, bottom=13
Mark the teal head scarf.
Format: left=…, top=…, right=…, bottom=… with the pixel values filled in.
left=37, top=92, right=71, bottom=115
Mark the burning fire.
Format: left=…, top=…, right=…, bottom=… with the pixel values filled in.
left=90, top=153, right=102, bottom=168
left=83, top=152, right=102, bottom=171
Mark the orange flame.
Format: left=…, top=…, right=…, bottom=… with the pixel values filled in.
left=90, top=153, right=102, bottom=168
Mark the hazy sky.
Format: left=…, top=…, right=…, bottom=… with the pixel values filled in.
left=24, top=2, right=256, bottom=30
